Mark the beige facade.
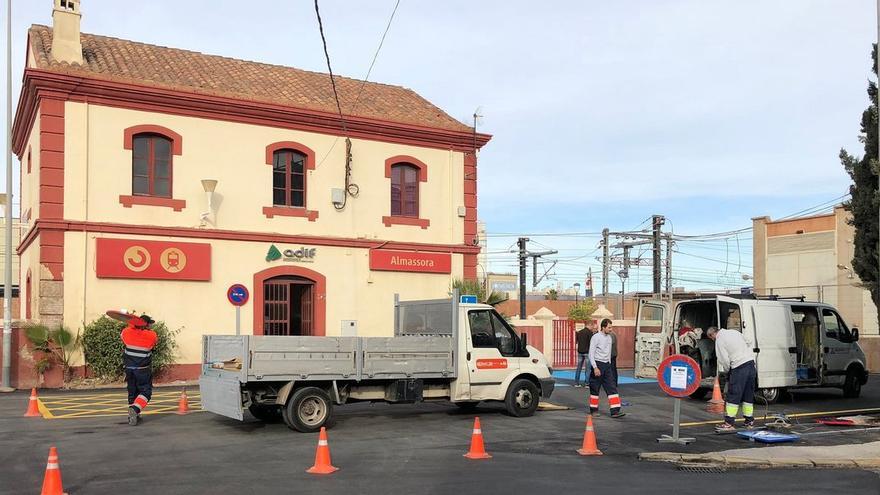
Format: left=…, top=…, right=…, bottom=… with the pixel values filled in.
left=7, top=8, right=489, bottom=386
left=752, top=207, right=879, bottom=368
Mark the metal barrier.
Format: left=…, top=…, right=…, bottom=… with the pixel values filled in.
left=553, top=319, right=576, bottom=368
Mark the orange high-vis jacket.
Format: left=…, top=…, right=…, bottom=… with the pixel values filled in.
left=121, top=325, right=158, bottom=369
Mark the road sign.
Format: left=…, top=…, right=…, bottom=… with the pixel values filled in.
left=657, top=354, right=701, bottom=397
left=657, top=354, right=702, bottom=445
left=227, top=284, right=249, bottom=306
left=460, top=295, right=478, bottom=304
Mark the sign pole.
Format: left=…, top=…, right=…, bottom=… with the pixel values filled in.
left=658, top=397, right=694, bottom=444
left=235, top=306, right=241, bottom=336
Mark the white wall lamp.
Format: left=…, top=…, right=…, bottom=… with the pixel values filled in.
left=200, top=178, right=218, bottom=226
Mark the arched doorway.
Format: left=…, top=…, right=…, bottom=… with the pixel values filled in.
left=254, top=266, right=326, bottom=336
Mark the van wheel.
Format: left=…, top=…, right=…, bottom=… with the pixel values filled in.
left=689, top=388, right=709, bottom=400
left=283, top=387, right=333, bottom=433
left=248, top=404, right=282, bottom=423
left=758, top=387, right=782, bottom=404
left=843, top=369, right=862, bottom=398
left=504, top=379, right=540, bottom=417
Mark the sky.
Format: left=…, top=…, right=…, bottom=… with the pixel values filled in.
left=0, top=0, right=875, bottom=293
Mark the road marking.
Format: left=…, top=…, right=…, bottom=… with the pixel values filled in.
left=800, top=427, right=880, bottom=436
left=36, top=391, right=203, bottom=419
left=537, top=402, right=572, bottom=411
left=679, top=407, right=880, bottom=427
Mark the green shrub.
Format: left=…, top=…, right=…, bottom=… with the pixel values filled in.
left=81, top=316, right=179, bottom=380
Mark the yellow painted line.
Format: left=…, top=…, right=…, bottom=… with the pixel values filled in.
left=538, top=402, right=572, bottom=411
left=37, top=399, right=54, bottom=419
left=679, top=407, right=880, bottom=427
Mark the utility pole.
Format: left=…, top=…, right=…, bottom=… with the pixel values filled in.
left=665, top=234, right=673, bottom=302
left=2, top=0, right=12, bottom=391
left=518, top=237, right=528, bottom=319
left=601, top=228, right=609, bottom=296
left=652, top=215, right=664, bottom=296
left=620, top=245, right=630, bottom=320
left=876, top=0, right=879, bottom=311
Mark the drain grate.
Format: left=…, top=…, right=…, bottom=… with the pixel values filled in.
left=677, top=463, right=728, bottom=474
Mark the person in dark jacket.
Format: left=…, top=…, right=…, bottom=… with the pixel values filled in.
left=121, top=314, right=157, bottom=426
left=610, top=329, right=619, bottom=387
left=574, top=321, right=597, bottom=387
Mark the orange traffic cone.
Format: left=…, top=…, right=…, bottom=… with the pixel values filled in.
left=24, top=388, right=41, bottom=417
left=306, top=427, right=339, bottom=474
left=707, top=376, right=725, bottom=414
left=176, top=389, right=190, bottom=415
left=463, top=417, right=492, bottom=459
left=577, top=414, right=603, bottom=456
left=40, top=446, right=66, bottom=495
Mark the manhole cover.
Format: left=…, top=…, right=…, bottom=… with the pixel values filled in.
left=678, top=463, right=727, bottom=474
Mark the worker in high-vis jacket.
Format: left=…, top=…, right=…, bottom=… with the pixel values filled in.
left=121, top=314, right=158, bottom=426
left=588, top=319, right=626, bottom=418
left=707, top=326, right=756, bottom=432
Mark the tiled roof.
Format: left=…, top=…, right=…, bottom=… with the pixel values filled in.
left=28, top=25, right=472, bottom=133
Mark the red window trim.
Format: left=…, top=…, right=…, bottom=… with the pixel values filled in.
left=384, top=155, right=427, bottom=181
left=119, top=195, right=186, bottom=211
left=265, top=141, right=316, bottom=217
left=382, top=216, right=430, bottom=229
left=123, top=125, right=183, bottom=155
left=131, top=134, right=174, bottom=198
left=384, top=155, right=429, bottom=228
left=253, top=265, right=326, bottom=336
left=262, top=206, right=318, bottom=221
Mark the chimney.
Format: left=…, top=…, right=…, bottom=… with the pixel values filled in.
left=51, top=0, right=83, bottom=65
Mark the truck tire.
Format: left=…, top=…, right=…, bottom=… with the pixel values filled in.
left=688, top=388, right=709, bottom=400
left=757, top=387, right=782, bottom=404
left=843, top=369, right=862, bottom=398
left=283, top=387, right=333, bottom=433
left=248, top=404, right=282, bottom=423
left=504, top=379, right=540, bottom=417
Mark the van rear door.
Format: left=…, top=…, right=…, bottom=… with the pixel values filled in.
left=749, top=300, right=797, bottom=388
left=634, top=299, right=672, bottom=379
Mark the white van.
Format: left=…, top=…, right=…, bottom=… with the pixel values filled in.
left=634, top=296, right=869, bottom=402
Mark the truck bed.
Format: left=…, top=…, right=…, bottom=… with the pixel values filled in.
left=200, top=335, right=456, bottom=384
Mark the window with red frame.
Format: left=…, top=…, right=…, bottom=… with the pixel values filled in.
left=132, top=134, right=172, bottom=197
left=390, top=163, right=419, bottom=217
left=272, top=149, right=307, bottom=208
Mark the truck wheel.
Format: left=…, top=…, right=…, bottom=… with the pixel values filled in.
left=248, top=404, right=282, bottom=423
left=283, top=387, right=333, bottom=433
left=504, top=379, right=540, bottom=417
left=688, top=388, right=709, bottom=400
left=843, top=369, right=862, bottom=398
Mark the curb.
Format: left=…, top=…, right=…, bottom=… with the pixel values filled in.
left=638, top=452, right=880, bottom=470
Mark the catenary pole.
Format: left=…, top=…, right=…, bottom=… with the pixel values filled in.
left=518, top=237, right=528, bottom=319
left=876, top=0, right=879, bottom=315
left=2, top=0, right=12, bottom=391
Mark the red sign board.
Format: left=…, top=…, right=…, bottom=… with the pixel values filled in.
left=476, top=358, right=508, bottom=370
left=369, top=250, right=451, bottom=274
left=96, top=238, right=211, bottom=281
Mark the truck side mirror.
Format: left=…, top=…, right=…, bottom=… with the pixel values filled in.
left=851, top=328, right=859, bottom=342
left=520, top=332, right=528, bottom=348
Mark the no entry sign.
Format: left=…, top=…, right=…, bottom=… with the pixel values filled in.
left=657, top=354, right=701, bottom=398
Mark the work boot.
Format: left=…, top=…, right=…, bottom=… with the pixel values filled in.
left=715, top=422, right=737, bottom=434
left=611, top=411, right=626, bottom=418
left=128, top=407, right=139, bottom=426
left=744, top=418, right=755, bottom=429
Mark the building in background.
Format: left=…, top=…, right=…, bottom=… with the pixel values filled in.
left=486, top=272, right=518, bottom=300
left=2, top=1, right=489, bottom=387
left=752, top=206, right=879, bottom=366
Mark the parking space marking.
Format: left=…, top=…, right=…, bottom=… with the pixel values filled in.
left=36, top=391, right=203, bottom=419
left=678, top=407, right=880, bottom=427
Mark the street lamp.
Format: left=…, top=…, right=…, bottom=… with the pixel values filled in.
left=573, top=283, right=581, bottom=304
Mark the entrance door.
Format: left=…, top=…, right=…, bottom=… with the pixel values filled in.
left=634, top=299, right=671, bottom=378
left=263, top=276, right=315, bottom=336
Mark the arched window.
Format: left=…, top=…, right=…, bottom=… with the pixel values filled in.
left=390, top=163, right=420, bottom=217
left=273, top=149, right=307, bottom=208
left=132, top=133, right=173, bottom=198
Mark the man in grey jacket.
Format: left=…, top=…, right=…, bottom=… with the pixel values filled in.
left=588, top=319, right=625, bottom=418
left=707, top=326, right=756, bottom=432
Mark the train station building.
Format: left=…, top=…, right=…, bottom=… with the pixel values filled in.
left=4, top=0, right=489, bottom=386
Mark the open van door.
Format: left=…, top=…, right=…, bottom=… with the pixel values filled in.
left=743, top=300, right=797, bottom=389
left=634, top=299, right=672, bottom=379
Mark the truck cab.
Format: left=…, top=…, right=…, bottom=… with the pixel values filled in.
left=633, top=296, right=868, bottom=402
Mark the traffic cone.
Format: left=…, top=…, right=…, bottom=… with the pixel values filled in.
left=576, top=414, right=603, bottom=456
left=306, top=427, right=339, bottom=474
left=463, top=417, right=492, bottom=459
left=40, top=446, right=66, bottom=495
left=707, top=376, right=725, bottom=414
left=24, top=388, right=41, bottom=417
left=175, top=389, right=190, bottom=415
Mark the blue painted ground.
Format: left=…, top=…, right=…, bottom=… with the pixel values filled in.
left=552, top=369, right=656, bottom=385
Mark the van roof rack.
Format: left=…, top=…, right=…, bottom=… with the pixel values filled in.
left=714, top=294, right=808, bottom=302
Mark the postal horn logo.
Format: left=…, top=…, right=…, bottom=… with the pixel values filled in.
left=266, top=244, right=283, bottom=262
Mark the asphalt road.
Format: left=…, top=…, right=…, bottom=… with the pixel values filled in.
left=2, top=375, right=879, bottom=495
